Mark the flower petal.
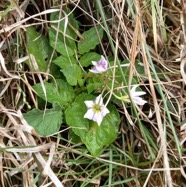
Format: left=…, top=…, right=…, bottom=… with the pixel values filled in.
left=101, top=107, right=110, bottom=116
left=84, top=109, right=95, bottom=120
left=95, top=112, right=104, bottom=126
left=100, top=56, right=108, bottom=69
left=95, top=65, right=106, bottom=72
left=130, top=85, right=138, bottom=93
left=84, top=101, right=94, bottom=108
left=92, top=111, right=100, bottom=121
left=89, top=66, right=105, bottom=73
left=100, top=55, right=106, bottom=61
left=132, top=97, right=147, bottom=106
left=136, top=100, right=147, bottom=106
left=95, top=94, right=103, bottom=105
left=89, top=68, right=100, bottom=73
left=92, top=61, right=98, bottom=66
left=131, top=91, right=146, bottom=97
left=130, top=85, right=146, bottom=96
left=89, top=56, right=108, bottom=73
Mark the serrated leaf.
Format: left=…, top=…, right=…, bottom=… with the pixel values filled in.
left=79, top=52, right=101, bottom=67
left=26, top=27, right=54, bottom=71
left=53, top=55, right=77, bottom=69
left=23, top=107, right=62, bottom=136
left=65, top=93, right=95, bottom=140
left=78, top=27, right=103, bottom=54
left=33, top=79, right=75, bottom=107
left=61, top=64, right=82, bottom=86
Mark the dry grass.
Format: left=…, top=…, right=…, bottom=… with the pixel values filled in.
left=0, top=0, right=183, bottom=186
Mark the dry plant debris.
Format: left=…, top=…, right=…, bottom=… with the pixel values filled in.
left=0, top=0, right=183, bottom=186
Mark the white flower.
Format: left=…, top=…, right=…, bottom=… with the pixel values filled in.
left=89, top=56, right=108, bottom=73
left=84, top=94, right=110, bottom=126
left=130, top=85, right=147, bottom=106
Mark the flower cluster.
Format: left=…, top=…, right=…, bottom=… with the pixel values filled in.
left=84, top=56, right=147, bottom=126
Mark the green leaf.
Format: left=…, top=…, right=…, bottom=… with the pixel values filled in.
left=84, top=105, right=120, bottom=156
left=33, top=79, right=75, bottom=107
left=96, top=105, right=120, bottom=146
left=86, top=75, right=105, bottom=94
left=79, top=52, right=101, bottom=67
left=77, top=78, right=85, bottom=87
left=53, top=56, right=83, bottom=86
left=78, top=27, right=103, bottom=55
left=84, top=124, right=102, bottom=156
left=49, top=28, right=76, bottom=56
left=50, top=10, right=79, bottom=39
left=26, top=26, right=54, bottom=71
left=87, top=82, right=103, bottom=94
left=53, top=55, right=77, bottom=69
left=68, top=130, right=81, bottom=144
left=23, top=106, right=62, bottom=136
left=61, top=64, right=82, bottom=86
left=49, top=9, right=79, bottom=56
left=65, top=93, right=94, bottom=140
left=135, top=60, right=145, bottom=76
left=65, top=93, right=120, bottom=157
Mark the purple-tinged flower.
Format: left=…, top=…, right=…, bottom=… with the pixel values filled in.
left=84, top=94, right=110, bottom=126
left=89, top=56, right=108, bottom=73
